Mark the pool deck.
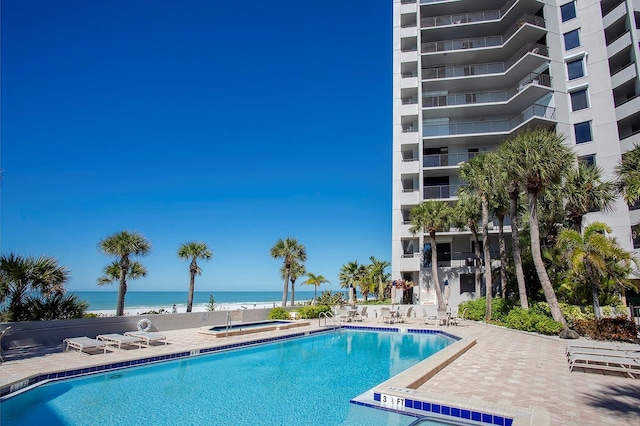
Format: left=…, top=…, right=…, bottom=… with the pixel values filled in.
left=1, top=318, right=638, bottom=425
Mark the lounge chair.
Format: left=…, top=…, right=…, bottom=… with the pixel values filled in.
left=124, top=331, right=168, bottom=346
left=97, top=333, right=144, bottom=350
left=567, top=352, right=640, bottom=378
left=63, top=336, right=109, bottom=355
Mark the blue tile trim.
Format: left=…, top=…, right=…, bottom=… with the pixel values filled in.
left=368, top=393, right=514, bottom=426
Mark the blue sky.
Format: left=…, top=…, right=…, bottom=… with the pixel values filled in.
left=1, top=0, right=392, bottom=292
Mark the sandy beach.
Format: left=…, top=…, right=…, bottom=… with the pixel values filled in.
left=87, top=301, right=279, bottom=317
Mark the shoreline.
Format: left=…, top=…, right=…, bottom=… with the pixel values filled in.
left=87, top=301, right=286, bottom=316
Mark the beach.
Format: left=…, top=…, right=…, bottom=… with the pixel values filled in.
left=76, top=290, right=326, bottom=316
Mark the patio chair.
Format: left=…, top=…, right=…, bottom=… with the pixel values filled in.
left=354, top=306, right=367, bottom=322
left=567, top=351, right=640, bottom=378
left=63, top=336, right=109, bottom=355
left=380, top=307, right=397, bottom=324
left=97, top=333, right=145, bottom=350
left=400, top=307, right=414, bottom=323
left=0, top=326, right=11, bottom=362
left=124, top=331, right=168, bottom=347
left=336, top=306, right=350, bottom=322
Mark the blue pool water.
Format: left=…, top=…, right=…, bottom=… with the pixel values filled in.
left=1, top=329, right=454, bottom=425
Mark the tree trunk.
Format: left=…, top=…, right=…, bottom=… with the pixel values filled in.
left=430, top=231, right=446, bottom=311
left=290, top=279, right=296, bottom=307
left=281, top=267, right=289, bottom=307
left=510, top=193, right=528, bottom=310
left=116, top=257, right=129, bottom=317
left=528, top=192, right=568, bottom=327
left=498, top=215, right=507, bottom=298
left=314, top=285, right=317, bottom=304
left=470, top=225, right=482, bottom=296
left=187, top=258, right=197, bottom=313
left=591, top=282, right=602, bottom=320
left=481, top=195, right=493, bottom=321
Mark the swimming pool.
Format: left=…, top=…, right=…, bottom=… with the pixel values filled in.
left=1, top=328, right=454, bottom=425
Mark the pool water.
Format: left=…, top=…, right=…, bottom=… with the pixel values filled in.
left=2, top=329, right=454, bottom=425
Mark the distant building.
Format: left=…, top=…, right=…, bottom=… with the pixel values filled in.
left=392, top=0, right=640, bottom=309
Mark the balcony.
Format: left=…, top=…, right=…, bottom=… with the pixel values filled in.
left=422, top=72, right=551, bottom=117
left=420, top=14, right=545, bottom=53
left=422, top=104, right=556, bottom=139
left=423, top=152, right=479, bottom=168
left=419, top=0, right=539, bottom=29
left=424, top=184, right=461, bottom=200
left=421, top=42, right=548, bottom=91
left=401, top=158, right=421, bottom=174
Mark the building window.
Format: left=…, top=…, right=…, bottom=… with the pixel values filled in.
left=564, top=29, right=580, bottom=50
left=570, top=89, right=589, bottom=111
left=633, top=225, right=640, bottom=249
left=561, top=2, right=577, bottom=22
left=575, top=121, right=593, bottom=143
left=567, top=58, right=584, bottom=80
left=578, top=154, right=596, bottom=166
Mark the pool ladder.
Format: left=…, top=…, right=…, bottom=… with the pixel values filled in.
left=318, top=311, right=341, bottom=329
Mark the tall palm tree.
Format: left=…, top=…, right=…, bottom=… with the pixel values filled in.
left=368, top=256, right=390, bottom=301
left=354, top=264, right=371, bottom=301
left=500, top=129, right=574, bottom=327
left=495, top=150, right=529, bottom=309
left=557, top=222, right=639, bottom=319
left=270, top=238, right=307, bottom=307
left=409, top=200, right=453, bottom=312
left=460, top=154, right=495, bottom=320
left=98, top=231, right=151, bottom=316
left=339, top=260, right=360, bottom=289
left=615, top=144, right=640, bottom=206
left=563, top=163, right=616, bottom=232
left=281, top=259, right=306, bottom=306
left=177, top=242, right=213, bottom=313
left=0, top=254, right=70, bottom=321
left=453, top=193, right=482, bottom=296
left=303, top=273, right=330, bottom=304
left=98, top=260, right=148, bottom=286
left=489, top=174, right=511, bottom=299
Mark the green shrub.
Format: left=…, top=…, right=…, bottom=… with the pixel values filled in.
left=458, top=299, right=486, bottom=321
left=316, top=290, right=345, bottom=306
left=268, top=307, right=290, bottom=320
left=534, top=317, right=564, bottom=335
left=505, top=308, right=537, bottom=332
left=296, top=305, right=332, bottom=319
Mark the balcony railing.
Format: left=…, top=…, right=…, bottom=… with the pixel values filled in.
left=402, top=97, right=419, bottom=104
left=402, top=125, right=419, bottom=133
left=401, top=71, right=418, bottom=78
left=420, top=0, right=520, bottom=28
left=420, top=14, right=545, bottom=53
left=401, top=45, right=418, bottom=52
left=422, top=104, right=556, bottom=137
left=423, top=152, right=480, bottom=168
left=421, top=42, right=548, bottom=80
left=423, top=184, right=461, bottom=199
left=422, top=72, right=551, bottom=108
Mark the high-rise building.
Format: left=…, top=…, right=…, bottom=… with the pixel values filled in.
left=392, top=0, right=640, bottom=309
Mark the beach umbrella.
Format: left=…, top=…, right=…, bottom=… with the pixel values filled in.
left=348, top=285, right=356, bottom=305
left=396, top=287, right=404, bottom=304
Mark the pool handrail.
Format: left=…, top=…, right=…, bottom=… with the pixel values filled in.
left=318, top=311, right=341, bottom=328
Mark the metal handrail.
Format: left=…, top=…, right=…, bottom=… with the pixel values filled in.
left=318, top=311, right=341, bottom=328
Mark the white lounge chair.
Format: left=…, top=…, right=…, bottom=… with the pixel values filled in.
left=568, top=352, right=640, bottom=378
left=63, top=336, right=109, bottom=355
left=97, top=333, right=144, bottom=350
left=354, top=306, right=367, bottom=322
left=400, top=307, right=415, bottom=323
left=124, top=331, right=168, bottom=346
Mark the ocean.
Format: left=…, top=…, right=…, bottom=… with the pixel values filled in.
left=72, top=291, right=333, bottom=311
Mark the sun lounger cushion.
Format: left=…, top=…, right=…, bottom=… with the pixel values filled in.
left=63, top=336, right=108, bottom=354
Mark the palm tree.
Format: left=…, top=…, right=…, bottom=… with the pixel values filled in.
left=368, top=256, right=390, bottom=301
left=0, top=254, right=70, bottom=321
left=563, top=163, right=616, bottom=232
left=98, top=260, right=148, bottom=286
left=557, top=222, right=639, bottom=319
left=339, top=260, right=360, bottom=289
left=615, top=144, right=640, bottom=206
left=489, top=180, right=511, bottom=299
left=460, top=154, right=495, bottom=320
left=98, top=231, right=151, bottom=316
left=500, top=129, right=574, bottom=327
left=354, top=264, right=371, bottom=301
left=270, top=238, right=307, bottom=307
left=303, top=273, right=330, bottom=304
left=281, top=259, right=306, bottom=306
left=453, top=193, right=482, bottom=296
left=177, top=242, right=213, bottom=313
left=409, top=200, right=453, bottom=312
